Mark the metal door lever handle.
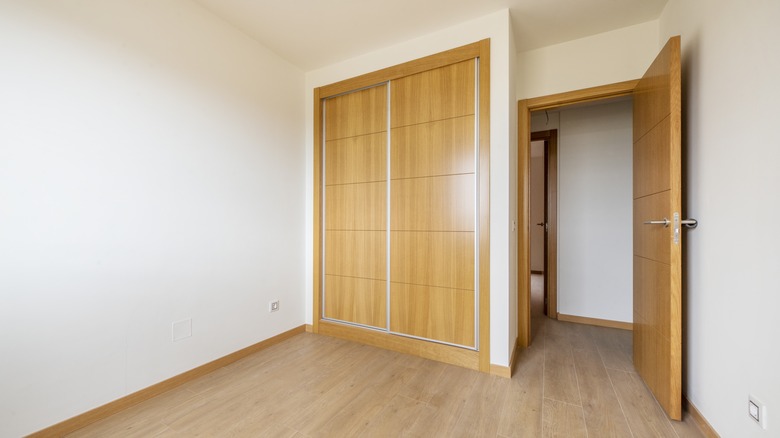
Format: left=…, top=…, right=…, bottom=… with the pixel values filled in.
left=680, top=218, right=698, bottom=228
left=644, top=218, right=670, bottom=227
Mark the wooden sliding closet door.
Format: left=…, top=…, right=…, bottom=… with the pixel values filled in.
left=323, top=85, right=388, bottom=329
left=389, top=60, right=477, bottom=348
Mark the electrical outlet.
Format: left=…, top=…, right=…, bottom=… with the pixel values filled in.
left=749, top=395, right=767, bottom=429
left=269, top=300, right=280, bottom=312
left=172, top=318, right=192, bottom=342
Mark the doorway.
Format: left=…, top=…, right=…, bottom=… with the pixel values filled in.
left=517, top=80, right=638, bottom=348
left=529, top=130, right=557, bottom=342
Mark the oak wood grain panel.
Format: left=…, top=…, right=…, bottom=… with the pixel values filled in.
left=633, top=116, right=671, bottom=199
left=390, top=231, right=474, bottom=290
left=633, top=40, right=679, bottom=143
left=390, top=115, right=475, bottom=179
left=319, top=41, right=484, bottom=98
left=634, top=256, right=672, bottom=341
left=477, top=38, right=491, bottom=373
left=325, top=182, right=386, bottom=231
left=390, top=283, right=475, bottom=347
left=325, top=133, right=386, bottom=185
left=313, top=88, right=323, bottom=332
left=526, top=80, right=639, bottom=111
left=391, top=59, right=475, bottom=128
left=325, top=231, right=386, bottom=280
left=391, top=174, right=475, bottom=232
left=632, top=35, right=682, bottom=421
left=633, top=190, right=672, bottom=264
left=325, top=84, right=386, bottom=141
left=324, top=275, right=386, bottom=328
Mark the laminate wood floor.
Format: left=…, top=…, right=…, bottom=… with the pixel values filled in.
left=67, top=317, right=705, bottom=438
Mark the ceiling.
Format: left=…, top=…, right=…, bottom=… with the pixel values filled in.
left=194, top=0, right=668, bottom=71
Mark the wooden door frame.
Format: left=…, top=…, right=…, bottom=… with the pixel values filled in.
left=530, top=130, right=557, bottom=319
left=517, top=79, right=638, bottom=348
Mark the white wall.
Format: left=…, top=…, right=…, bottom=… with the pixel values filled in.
left=530, top=101, right=633, bottom=323
left=659, top=0, right=780, bottom=436
left=305, top=9, right=517, bottom=366
left=517, top=21, right=659, bottom=99
left=558, top=100, right=633, bottom=322
left=0, top=2, right=305, bottom=436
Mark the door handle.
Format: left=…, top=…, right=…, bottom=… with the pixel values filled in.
left=536, top=222, right=545, bottom=226
left=644, top=218, right=670, bottom=227
left=680, top=218, right=698, bottom=229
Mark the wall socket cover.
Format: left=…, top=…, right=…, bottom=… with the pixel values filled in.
left=269, top=300, right=280, bottom=312
left=172, top=318, right=192, bottom=342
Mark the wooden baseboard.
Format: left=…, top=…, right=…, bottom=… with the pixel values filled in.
left=305, top=324, right=314, bottom=333
left=488, top=337, right=522, bottom=379
left=28, top=325, right=306, bottom=437
left=489, top=363, right=511, bottom=378
left=683, top=395, right=719, bottom=437
left=318, top=320, right=480, bottom=371
left=557, top=313, right=632, bottom=331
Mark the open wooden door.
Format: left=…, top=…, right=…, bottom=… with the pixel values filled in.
left=632, top=36, right=684, bottom=420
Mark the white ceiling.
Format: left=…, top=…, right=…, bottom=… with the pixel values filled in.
left=194, top=0, right=668, bottom=71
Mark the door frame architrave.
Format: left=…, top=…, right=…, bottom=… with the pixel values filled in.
left=516, top=79, right=639, bottom=348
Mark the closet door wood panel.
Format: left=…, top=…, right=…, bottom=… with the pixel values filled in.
left=389, top=59, right=477, bottom=348
left=390, top=283, right=475, bottom=347
left=391, top=116, right=475, bottom=179
left=325, top=133, right=386, bottom=185
left=325, top=231, right=386, bottom=280
left=390, top=60, right=476, bottom=128
left=325, top=86, right=387, bottom=140
left=390, top=174, right=475, bottom=232
left=325, top=276, right=386, bottom=328
left=390, top=231, right=475, bottom=292
left=323, top=85, right=387, bottom=329
left=326, top=182, right=386, bottom=231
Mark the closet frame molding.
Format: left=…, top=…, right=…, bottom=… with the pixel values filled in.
left=312, top=39, right=491, bottom=373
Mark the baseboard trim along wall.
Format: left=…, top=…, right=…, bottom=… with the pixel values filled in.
left=684, top=395, right=720, bottom=437
left=28, top=325, right=306, bottom=437
left=557, top=313, right=633, bottom=331
left=490, top=339, right=519, bottom=378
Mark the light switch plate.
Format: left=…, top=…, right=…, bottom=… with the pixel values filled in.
left=749, top=395, right=767, bottom=429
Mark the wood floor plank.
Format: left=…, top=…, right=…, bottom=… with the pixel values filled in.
left=451, top=374, right=509, bottom=437
left=404, top=365, right=479, bottom=437
left=543, top=337, right=581, bottom=405
left=398, top=357, right=448, bottom=403
left=64, top=318, right=707, bottom=438
left=357, top=394, right=432, bottom=437
left=542, top=398, right=588, bottom=438
left=312, top=388, right=391, bottom=438
left=608, top=368, right=678, bottom=437
left=572, top=345, right=633, bottom=437
left=497, top=345, right=545, bottom=437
